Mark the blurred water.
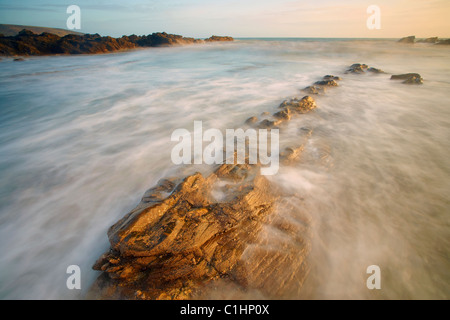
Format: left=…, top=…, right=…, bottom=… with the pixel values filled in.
left=0, top=39, right=449, bottom=299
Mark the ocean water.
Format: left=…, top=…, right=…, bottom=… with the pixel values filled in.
left=0, top=39, right=449, bottom=299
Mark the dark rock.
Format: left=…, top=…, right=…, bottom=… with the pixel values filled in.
left=245, top=116, right=258, bottom=125
left=346, top=63, right=369, bottom=74
left=391, top=73, right=423, bottom=85
left=13, top=57, right=25, bottom=61
left=273, top=109, right=291, bottom=120
left=205, top=35, right=234, bottom=42
left=258, top=119, right=283, bottom=129
left=314, top=79, right=338, bottom=86
left=367, top=67, right=384, bottom=73
left=398, top=36, right=415, bottom=43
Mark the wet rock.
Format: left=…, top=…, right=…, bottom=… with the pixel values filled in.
left=322, top=75, right=342, bottom=81
left=417, top=37, right=438, bottom=44
left=367, top=67, right=384, bottom=73
left=205, top=35, right=234, bottom=42
left=245, top=116, right=258, bottom=125
left=279, top=96, right=317, bottom=114
left=391, top=73, right=423, bottom=85
left=257, top=119, right=283, bottom=129
left=398, top=36, right=415, bottom=43
left=13, top=57, right=24, bottom=61
left=0, top=29, right=233, bottom=56
left=273, top=109, right=291, bottom=121
left=314, top=79, right=338, bottom=87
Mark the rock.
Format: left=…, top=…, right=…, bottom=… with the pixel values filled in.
left=314, top=79, right=338, bottom=86
left=367, top=67, right=384, bottom=73
left=346, top=63, right=368, bottom=74
left=261, top=111, right=271, bottom=116
left=89, top=158, right=296, bottom=299
left=245, top=116, right=258, bottom=125
left=436, top=39, right=450, bottom=45
left=257, top=119, right=283, bottom=129
left=205, top=35, right=234, bottom=42
left=322, top=75, right=341, bottom=81
left=279, top=96, right=317, bottom=114
left=391, top=73, right=423, bottom=85
left=273, top=109, right=291, bottom=120
left=417, top=37, right=438, bottom=44
left=0, top=30, right=233, bottom=56
left=303, top=85, right=326, bottom=95
left=13, top=57, right=24, bottom=61
left=398, top=36, right=415, bottom=43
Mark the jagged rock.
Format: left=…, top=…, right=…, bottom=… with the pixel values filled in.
left=398, top=36, right=415, bottom=43
left=303, top=85, right=326, bottom=95
left=391, top=73, right=423, bottom=85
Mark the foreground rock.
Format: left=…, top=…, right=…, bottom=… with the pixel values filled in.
left=0, top=29, right=233, bottom=56
left=391, top=73, right=423, bottom=85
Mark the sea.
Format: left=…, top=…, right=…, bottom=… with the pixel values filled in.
left=0, top=38, right=449, bottom=299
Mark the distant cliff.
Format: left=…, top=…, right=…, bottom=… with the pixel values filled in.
left=0, top=29, right=234, bottom=56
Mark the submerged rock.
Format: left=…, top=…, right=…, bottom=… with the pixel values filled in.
left=391, top=73, right=423, bottom=85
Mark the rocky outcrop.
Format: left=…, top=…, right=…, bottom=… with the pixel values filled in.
left=391, top=73, right=423, bottom=85
left=417, top=37, right=438, bottom=44
left=0, top=29, right=233, bottom=56
left=436, top=39, right=450, bottom=45
left=398, top=36, right=415, bottom=43
left=89, top=159, right=311, bottom=299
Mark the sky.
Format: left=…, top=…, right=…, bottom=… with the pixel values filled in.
left=1, top=0, right=450, bottom=38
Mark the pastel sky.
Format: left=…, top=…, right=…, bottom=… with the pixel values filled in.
left=1, top=0, right=449, bottom=38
